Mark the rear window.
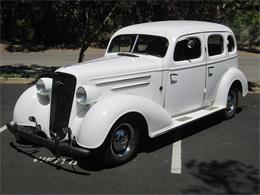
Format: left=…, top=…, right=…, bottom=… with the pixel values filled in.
left=174, top=37, right=201, bottom=61
left=208, top=35, right=224, bottom=56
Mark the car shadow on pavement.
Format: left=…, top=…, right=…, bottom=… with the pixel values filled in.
left=9, top=142, right=104, bottom=175
left=181, top=159, right=259, bottom=194
left=8, top=107, right=245, bottom=173
left=139, top=111, right=225, bottom=153
left=139, top=106, right=244, bottom=154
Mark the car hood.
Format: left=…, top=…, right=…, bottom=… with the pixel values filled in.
left=56, top=56, right=160, bottom=84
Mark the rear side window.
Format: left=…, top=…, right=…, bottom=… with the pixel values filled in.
left=208, top=35, right=224, bottom=56
left=227, top=35, right=235, bottom=52
left=174, top=37, right=201, bottom=61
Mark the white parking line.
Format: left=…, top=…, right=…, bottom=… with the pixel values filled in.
left=0, top=125, right=7, bottom=133
left=171, top=140, right=182, bottom=174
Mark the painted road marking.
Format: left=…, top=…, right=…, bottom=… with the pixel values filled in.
left=171, top=140, right=182, bottom=174
left=0, top=125, right=7, bottom=133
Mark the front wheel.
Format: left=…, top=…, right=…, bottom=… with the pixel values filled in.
left=95, top=117, right=140, bottom=167
left=222, top=88, right=238, bottom=120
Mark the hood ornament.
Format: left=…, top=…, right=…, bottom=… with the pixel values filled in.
left=55, top=80, right=64, bottom=86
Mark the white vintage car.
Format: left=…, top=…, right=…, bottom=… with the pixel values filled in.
left=7, top=21, right=248, bottom=166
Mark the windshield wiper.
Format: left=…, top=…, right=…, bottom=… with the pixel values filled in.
left=117, top=53, right=139, bottom=57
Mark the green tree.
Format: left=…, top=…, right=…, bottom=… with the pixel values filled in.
left=77, top=0, right=118, bottom=62
left=223, top=0, right=260, bottom=46
left=1, top=0, right=259, bottom=56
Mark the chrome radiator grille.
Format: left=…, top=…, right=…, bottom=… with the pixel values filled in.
left=49, top=72, right=76, bottom=139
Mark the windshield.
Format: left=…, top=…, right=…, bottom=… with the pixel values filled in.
left=108, top=34, right=169, bottom=58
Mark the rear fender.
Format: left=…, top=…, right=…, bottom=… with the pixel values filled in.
left=215, top=68, right=248, bottom=107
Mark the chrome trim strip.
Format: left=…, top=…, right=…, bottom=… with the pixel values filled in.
left=206, top=55, right=237, bottom=65
left=111, top=81, right=150, bottom=91
left=168, top=63, right=206, bottom=71
left=95, top=74, right=151, bottom=86
left=165, top=55, right=237, bottom=71
left=90, top=69, right=160, bottom=81
left=90, top=55, right=237, bottom=80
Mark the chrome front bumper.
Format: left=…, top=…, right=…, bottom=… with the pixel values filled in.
left=6, top=122, right=91, bottom=158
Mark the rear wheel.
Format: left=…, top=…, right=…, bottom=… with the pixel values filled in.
left=222, top=88, right=238, bottom=120
left=95, top=117, right=140, bottom=167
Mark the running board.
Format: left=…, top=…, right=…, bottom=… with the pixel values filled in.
left=150, top=105, right=225, bottom=138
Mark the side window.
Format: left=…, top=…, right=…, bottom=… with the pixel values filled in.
left=133, top=35, right=169, bottom=57
left=227, top=35, right=235, bottom=52
left=174, top=37, right=201, bottom=61
left=108, top=35, right=136, bottom=53
left=208, top=35, right=224, bottom=56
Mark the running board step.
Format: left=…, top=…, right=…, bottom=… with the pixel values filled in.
left=150, top=105, right=225, bottom=137
left=175, top=116, right=192, bottom=122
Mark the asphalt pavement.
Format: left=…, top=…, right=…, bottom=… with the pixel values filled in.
left=0, top=84, right=259, bottom=194
left=238, top=55, right=260, bottom=82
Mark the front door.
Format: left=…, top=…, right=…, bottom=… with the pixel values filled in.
left=164, top=33, right=206, bottom=117
left=204, top=32, right=227, bottom=106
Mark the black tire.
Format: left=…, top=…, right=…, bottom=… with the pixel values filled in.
left=222, top=88, right=238, bottom=120
left=95, top=116, right=140, bottom=167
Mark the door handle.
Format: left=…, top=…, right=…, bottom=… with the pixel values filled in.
left=208, top=66, right=214, bottom=76
left=170, top=73, right=178, bottom=84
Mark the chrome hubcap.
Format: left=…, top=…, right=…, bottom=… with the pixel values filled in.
left=112, top=123, right=133, bottom=156
left=226, top=92, right=235, bottom=114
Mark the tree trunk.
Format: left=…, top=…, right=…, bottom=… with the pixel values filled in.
left=78, top=8, right=89, bottom=63
left=78, top=43, right=90, bottom=63
left=78, top=4, right=117, bottom=63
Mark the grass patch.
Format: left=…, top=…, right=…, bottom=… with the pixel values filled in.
left=0, top=73, right=36, bottom=79
left=255, top=83, right=260, bottom=88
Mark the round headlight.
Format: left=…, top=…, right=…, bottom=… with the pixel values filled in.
left=36, top=78, right=52, bottom=96
left=76, top=87, right=87, bottom=105
left=36, top=79, right=46, bottom=95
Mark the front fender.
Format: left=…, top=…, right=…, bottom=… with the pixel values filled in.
left=215, top=68, right=248, bottom=107
left=76, top=94, right=172, bottom=149
left=13, top=86, right=51, bottom=137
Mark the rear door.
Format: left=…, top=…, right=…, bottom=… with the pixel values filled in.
left=164, top=33, right=206, bottom=117
left=204, top=32, right=227, bottom=106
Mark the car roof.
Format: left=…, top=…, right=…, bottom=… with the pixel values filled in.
left=114, top=20, right=232, bottom=39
